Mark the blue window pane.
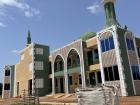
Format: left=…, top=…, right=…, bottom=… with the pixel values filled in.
left=130, top=40, right=135, bottom=51
left=77, top=55, right=80, bottom=65
left=126, top=38, right=131, bottom=50
left=67, top=58, right=71, bottom=67
left=101, top=40, right=105, bottom=52
left=105, top=39, right=110, bottom=51
left=132, top=66, right=137, bottom=80
left=109, top=37, right=115, bottom=49
left=131, top=66, right=140, bottom=80
left=135, top=66, right=140, bottom=80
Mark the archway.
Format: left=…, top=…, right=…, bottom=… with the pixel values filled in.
left=54, top=55, right=64, bottom=93
left=67, top=49, right=81, bottom=93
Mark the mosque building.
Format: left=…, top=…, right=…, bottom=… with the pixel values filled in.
left=2, top=0, right=140, bottom=98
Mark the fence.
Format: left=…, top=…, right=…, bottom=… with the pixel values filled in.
left=22, top=89, right=40, bottom=105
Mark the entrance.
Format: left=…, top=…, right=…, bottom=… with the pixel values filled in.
left=60, top=77, right=64, bottom=93
left=89, top=72, right=96, bottom=86
left=28, top=79, right=32, bottom=95
left=17, top=82, right=19, bottom=96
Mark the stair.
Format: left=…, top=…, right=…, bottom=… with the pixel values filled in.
left=120, top=96, right=140, bottom=105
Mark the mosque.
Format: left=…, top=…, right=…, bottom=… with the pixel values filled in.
left=2, top=0, right=140, bottom=98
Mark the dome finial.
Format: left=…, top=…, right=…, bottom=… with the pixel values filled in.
left=103, top=0, right=116, bottom=4
left=26, top=30, right=31, bottom=46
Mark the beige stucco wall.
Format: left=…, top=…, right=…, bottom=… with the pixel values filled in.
left=89, top=64, right=100, bottom=72
left=69, top=73, right=82, bottom=93
left=15, top=45, right=33, bottom=97
left=134, top=80, right=140, bottom=95
left=86, top=37, right=97, bottom=48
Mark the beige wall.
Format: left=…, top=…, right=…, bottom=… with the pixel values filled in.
left=69, top=73, right=82, bottom=93
left=89, top=64, right=100, bottom=72
left=134, top=80, right=140, bottom=95
left=15, top=45, right=33, bottom=97
left=86, top=38, right=97, bottom=48
left=102, top=50, right=117, bottom=67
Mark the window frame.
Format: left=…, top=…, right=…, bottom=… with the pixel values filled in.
left=35, top=48, right=44, bottom=55
left=131, top=65, right=140, bottom=80
left=126, top=38, right=135, bottom=51
left=69, top=76, right=73, bottom=85
left=5, top=70, right=10, bottom=76
left=35, top=61, right=44, bottom=70
left=109, top=36, right=115, bottom=49
left=100, top=36, right=115, bottom=53
left=4, top=83, right=10, bottom=90
left=35, top=78, right=44, bottom=88
left=104, top=65, right=120, bottom=81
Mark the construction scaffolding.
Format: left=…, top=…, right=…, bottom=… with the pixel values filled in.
left=76, top=86, right=119, bottom=105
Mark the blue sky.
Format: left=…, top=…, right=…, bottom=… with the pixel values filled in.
left=0, top=0, right=140, bottom=83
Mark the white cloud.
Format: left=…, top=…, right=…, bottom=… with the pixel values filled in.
left=0, top=22, right=6, bottom=27
left=0, top=0, right=40, bottom=27
left=11, top=50, right=19, bottom=54
left=87, top=2, right=102, bottom=14
left=0, top=0, right=40, bottom=17
left=24, top=8, right=40, bottom=17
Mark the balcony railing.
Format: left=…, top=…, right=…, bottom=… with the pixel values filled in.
left=67, top=66, right=80, bottom=74
left=54, top=70, right=64, bottom=77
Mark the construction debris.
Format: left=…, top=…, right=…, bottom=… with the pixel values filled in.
left=76, top=86, right=119, bottom=105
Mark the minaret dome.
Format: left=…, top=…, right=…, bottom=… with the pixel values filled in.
left=103, top=0, right=120, bottom=27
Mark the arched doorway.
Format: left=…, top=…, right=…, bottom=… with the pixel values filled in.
left=67, top=49, right=81, bottom=93
left=54, top=55, right=64, bottom=93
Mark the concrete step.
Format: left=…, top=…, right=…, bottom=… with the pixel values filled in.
left=120, top=96, right=140, bottom=105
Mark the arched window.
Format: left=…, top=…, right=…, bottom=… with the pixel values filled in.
left=67, top=49, right=80, bottom=68
left=54, top=55, right=64, bottom=72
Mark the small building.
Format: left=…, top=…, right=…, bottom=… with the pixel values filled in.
left=2, top=65, right=15, bottom=98
left=13, top=31, right=51, bottom=97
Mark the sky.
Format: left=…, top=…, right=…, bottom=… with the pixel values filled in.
left=0, top=0, right=140, bottom=83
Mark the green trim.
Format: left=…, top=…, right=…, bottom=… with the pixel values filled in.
left=79, top=32, right=96, bottom=41
left=104, top=2, right=120, bottom=28
left=67, top=66, right=80, bottom=74
left=117, top=28, right=134, bottom=96
left=54, top=71, right=64, bottom=77
left=34, top=44, right=51, bottom=96
left=10, top=65, right=15, bottom=97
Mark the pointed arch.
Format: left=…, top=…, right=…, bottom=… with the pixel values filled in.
left=54, top=55, right=64, bottom=72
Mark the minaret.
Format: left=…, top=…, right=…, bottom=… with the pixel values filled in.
left=103, top=0, right=120, bottom=27
left=27, top=30, right=31, bottom=47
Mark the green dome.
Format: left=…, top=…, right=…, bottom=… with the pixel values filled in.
left=80, top=32, right=96, bottom=41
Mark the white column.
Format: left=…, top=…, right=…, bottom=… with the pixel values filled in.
left=64, top=60, right=69, bottom=94
left=97, top=35, right=105, bottom=84
left=95, top=72, right=98, bottom=85
left=81, top=41, right=86, bottom=88
left=51, top=62, right=55, bottom=95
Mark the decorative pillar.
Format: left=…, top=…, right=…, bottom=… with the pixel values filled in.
left=51, top=61, right=55, bottom=95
